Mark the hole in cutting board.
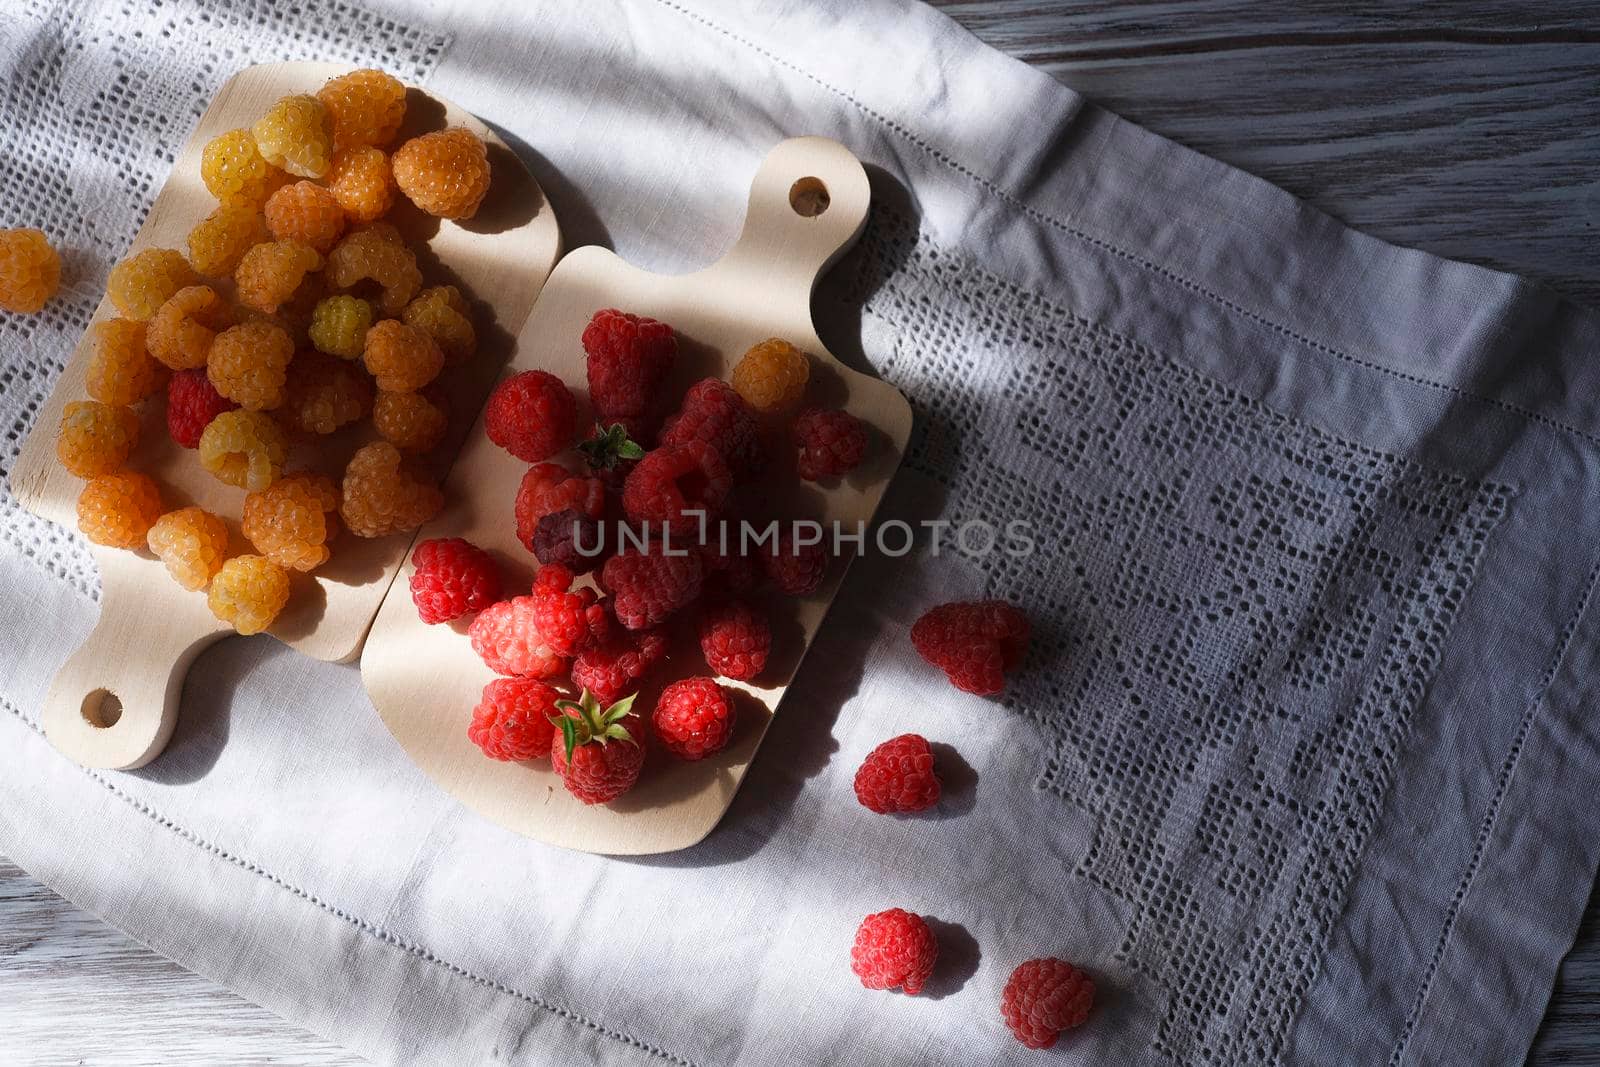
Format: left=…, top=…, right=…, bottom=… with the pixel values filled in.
left=789, top=176, right=830, bottom=217
left=81, top=689, right=122, bottom=729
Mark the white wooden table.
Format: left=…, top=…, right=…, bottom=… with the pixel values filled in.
left=4, top=2, right=1597, bottom=1063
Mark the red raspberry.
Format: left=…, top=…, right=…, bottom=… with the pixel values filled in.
left=530, top=509, right=606, bottom=573
left=851, top=909, right=938, bottom=996
left=600, top=543, right=703, bottom=629
left=793, top=406, right=868, bottom=481
left=659, top=378, right=765, bottom=482
left=485, top=370, right=576, bottom=462
left=571, top=629, right=667, bottom=705
left=583, top=308, right=676, bottom=440
left=652, top=676, right=736, bottom=761
left=467, top=677, right=560, bottom=761
left=551, top=689, right=645, bottom=804
left=911, top=600, right=1030, bottom=696
left=1001, top=958, right=1095, bottom=1049
left=408, top=537, right=501, bottom=624
left=853, top=733, right=941, bottom=814
left=514, top=462, right=605, bottom=551
left=621, top=441, right=731, bottom=537
left=762, top=527, right=829, bottom=596
left=698, top=600, right=770, bottom=681
left=166, top=368, right=238, bottom=448
left=469, top=597, right=567, bottom=678
left=531, top=562, right=609, bottom=656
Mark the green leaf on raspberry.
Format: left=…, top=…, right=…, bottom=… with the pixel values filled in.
left=578, top=422, right=644, bottom=470
left=601, top=692, right=636, bottom=726
left=604, top=723, right=635, bottom=745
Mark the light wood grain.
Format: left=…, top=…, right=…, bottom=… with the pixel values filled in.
left=361, top=137, right=912, bottom=855
left=6, top=61, right=561, bottom=770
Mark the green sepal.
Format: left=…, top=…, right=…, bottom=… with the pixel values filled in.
left=603, top=723, right=635, bottom=746
left=577, top=422, right=644, bottom=470
left=557, top=714, right=582, bottom=763
left=601, top=693, right=637, bottom=726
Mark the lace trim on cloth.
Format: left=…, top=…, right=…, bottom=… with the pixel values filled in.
left=0, top=0, right=449, bottom=600
left=844, top=208, right=1513, bottom=1065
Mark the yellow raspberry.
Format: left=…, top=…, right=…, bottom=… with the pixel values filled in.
left=56, top=400, right=140, bottom=478
left=325, top=147, right=394, bottom=224
left=77, top=471, right=162, bottom=549
left=325, top=223, right=419, bottom=314
left=85, top=318, right=162, bottom=406
left=340, top=441, right=443, bottom=538
left=362, top=318, right=442, bottom=393
left=207, top=320, right=294, bottom=411
left=252, top=94, right=334, bottom=179
left=208, top=554, right=291, bottom=635
left=280, top=352, right=372, bottom=434
left=0, top=228, right=61, bottom=313
left=731, top=338, right=810, bottom=414
left=401, top=285, right=475, bottom=364
left=201, top=129, right=289, bottom=207
left=187, top=203, right=268, bottom=278
left=316, top=68, right=407, bottom=150
left=392, top=127, right=491, bottom=220
left=147, top=285, right=233, bottom=371
left=374, top=389, right=447, bottom=452
left=242, top=472, right=340, bottom=572
left=147, top=507, right=229, bottom=591
left=107, top=248, right=198, bottom=321
left=235, top=239, right=322, bottom=315
left=307, top=294, right=373, bottom=359
left=198, top=409, right=287, bottom=490
left=264, top=181, right=346, bottom=254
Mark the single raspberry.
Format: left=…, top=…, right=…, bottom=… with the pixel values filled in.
left=468, top=596, right=566, bottom=678
left=550, top=690, right=645, bottom=805
left=469, top=677, right=560, bottom=761
left=166, top=368, right=237, bottom=449
left=146, top=507, right=228, bottom=591
left=731, top=338, right=810, bottom=414
left=206, top=320, right=294, bottom=411
left=1001, top=958, right=1095, bottom=1049
left=146, top=285, right=232, bottom=371
left=793, top=407, right=868, bottom=481
left=85, top=319, right=162, bottom=406
left=373, top=388, right=447, bottom=452
left=264, top=181, right=346, bottom=254
left=325, top=223, right=420, bottom=314
left=659, top=378, right=766, bottom=482
left=201, top=128, right=288, bottom=207
left=56, top=401, right=139, bottom=478
left=762, top=527, right=828, bottom=596
left=571, top=629, right=667, bottom=705
left=207, top=554, right=291, bottom=636
left=324, top=147, right=395, bottom=224
left=600, top=542, right=703, bottom=630
left=76, top=471, right=162, bottom=549
left=531, top=509, right=606, bottom=573
left=235, top=239, right=322, bottom=315
left=392, top=126, right=491, bottom=219
left=698, top=600, right=770, bottom=681
left=0, top=227, right=60, bottom=313
left=853, top=734, right=941, bottom=814
left=307, top=294, right=373, bottom=359
left=621, top=442, right=732, bottom=537
left=530, top=563, right=608, bottom=656
left=409, top=537, right=501, bottom=624
left=583, top=309, right=677, bottom=440
left=652, top=676, right=736, bottom=761
left=198, top=410, right=286, bottom=490
left=252, top=94, right=334, bottom=179
left=187, top=202, right=267, bottom=278
left=402, top=285, right=475, bottom=363
left=484, top=370, right=575, bottom=462
left=514, top=462, right=605, bottom=550
left=851, top=909, right=938, bottom=995
left=339, top=441, right=443, bottom=538
left=107, top=249, right=198, bottom=322
left=362, top=318, right=443, bottom=393
left=280, top=352, right=373, bottom=435
left=911, top=600, right=1031, bottom=696
left=317, top=68, right=407, bottom=150
left=242, top=472, right=340, bottom=572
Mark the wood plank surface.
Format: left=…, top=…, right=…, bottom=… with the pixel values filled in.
left=4, top=1, right=1598, bottom=1064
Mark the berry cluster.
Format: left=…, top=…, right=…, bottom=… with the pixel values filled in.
left=49, top=67, right=494, bottom=635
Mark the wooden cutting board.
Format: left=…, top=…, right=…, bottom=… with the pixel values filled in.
left=6, top=61, right=562, bottom=770
left=361, top=136, right=913, bottom=855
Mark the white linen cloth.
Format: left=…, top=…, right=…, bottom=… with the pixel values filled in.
left=4, top=2, right=1600, bottom=1065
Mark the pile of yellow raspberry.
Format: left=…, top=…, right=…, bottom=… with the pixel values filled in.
left=48, top=67, right=495, bottom=635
